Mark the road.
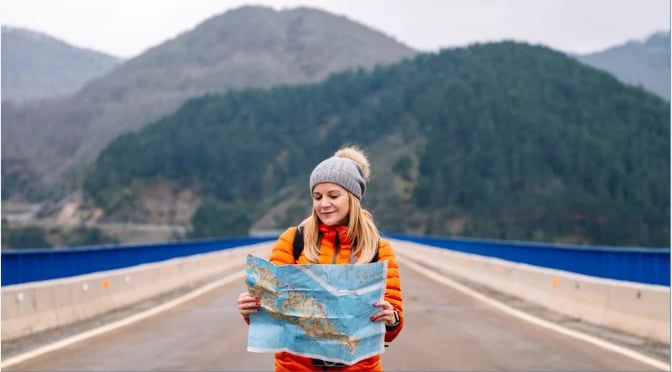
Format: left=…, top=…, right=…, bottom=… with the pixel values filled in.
left=4, top=254, right=662, bottom=371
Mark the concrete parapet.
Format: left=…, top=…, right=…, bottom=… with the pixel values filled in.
left=394, top=240, right=670, bottom=345
left=1, top=243, right=272, bottom=341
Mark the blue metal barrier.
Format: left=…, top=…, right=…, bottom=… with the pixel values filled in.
left=2, top=236, right=276, bottom=286
left=3, top=234, right=669, bottom=286
left=386, top=234, right=670, bottom=286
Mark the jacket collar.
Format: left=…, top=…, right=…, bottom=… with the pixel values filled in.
left=318, top=223, right=350, bottom=242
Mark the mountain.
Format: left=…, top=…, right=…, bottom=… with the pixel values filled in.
left=1, top=6, right=416, bottom=194
left=574, top=31, right=670, bottom=100
left=82, top=42, right=669, bottom=247
left=1, top=26, right=123, bottom=102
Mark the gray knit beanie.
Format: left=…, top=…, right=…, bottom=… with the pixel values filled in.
left=309, top=146, right=370, bottom=199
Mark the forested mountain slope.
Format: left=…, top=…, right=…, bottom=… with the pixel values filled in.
left=83, top=42, right=669, bottom=247
left=2, top=6, right=416, bottom=194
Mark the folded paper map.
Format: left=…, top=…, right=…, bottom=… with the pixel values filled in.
left=245, top=254, right=388, bottom=365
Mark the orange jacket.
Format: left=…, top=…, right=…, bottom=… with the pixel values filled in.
left=263, top=224, right=404, bottom=372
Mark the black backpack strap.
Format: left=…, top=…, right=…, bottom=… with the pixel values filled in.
left=371, top=240, right=380, bottom=263
left=361, top=237, right=380, bottom=263
left=292, top=226, right=304, bottom=263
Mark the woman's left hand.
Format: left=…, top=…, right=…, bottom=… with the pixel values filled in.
left=371, top=300, right=398, bottom=326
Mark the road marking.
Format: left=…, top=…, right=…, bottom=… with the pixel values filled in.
left=398, top=256, right=670, bottom=371
left=1, top=271, right=245, bottom=369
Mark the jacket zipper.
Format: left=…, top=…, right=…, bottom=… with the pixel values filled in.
left=332, top=229, right=340, bottom=264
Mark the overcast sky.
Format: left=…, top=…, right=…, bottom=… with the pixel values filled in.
left=1, top=0, right=669, bottom=59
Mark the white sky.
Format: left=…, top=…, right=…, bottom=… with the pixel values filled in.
left=1, top=0, right=669, bottom=59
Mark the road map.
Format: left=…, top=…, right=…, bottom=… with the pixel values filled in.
left=245, top=254, right=388, bottom=365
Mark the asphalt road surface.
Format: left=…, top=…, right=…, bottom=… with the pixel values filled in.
left=5, top=254, right=663, bottom=372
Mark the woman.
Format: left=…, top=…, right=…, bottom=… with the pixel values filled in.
left=237, top=145, right=404, bottom=371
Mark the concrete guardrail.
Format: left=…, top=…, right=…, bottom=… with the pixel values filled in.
left=393, top=240, right=670, bottom=344
left=3, top=240, right=669, bottom=346
left=1, top=242, right=272, bottom=341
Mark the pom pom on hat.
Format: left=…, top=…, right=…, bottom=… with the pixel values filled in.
left=309, top=146, right=370, bottom=199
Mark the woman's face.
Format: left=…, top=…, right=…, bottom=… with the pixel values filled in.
left=312, top=183, right=351, bottom=226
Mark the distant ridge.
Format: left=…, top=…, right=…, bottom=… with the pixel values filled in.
left=575, top=31, right=670, bottom=100
left=1, top=26, right=123, bottom=102
left=2, top=6, right=417, bottom=188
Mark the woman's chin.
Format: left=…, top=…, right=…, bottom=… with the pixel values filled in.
left=319, top=216, right=338, bottom=226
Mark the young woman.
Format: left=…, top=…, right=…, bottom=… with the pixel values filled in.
left=237, top=145, right=404, bottom=371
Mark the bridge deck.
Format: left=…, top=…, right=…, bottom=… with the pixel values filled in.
left=2, top=247, right=667, bottom=371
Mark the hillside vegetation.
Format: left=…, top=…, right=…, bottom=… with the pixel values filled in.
left=83, top=42, right=669, bottom=247
left=1, top=6, right=415, bottom=188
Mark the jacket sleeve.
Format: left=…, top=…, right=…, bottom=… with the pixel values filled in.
left=378, top=238, right=404, bottom=342
left=242, top=227, right=297, bottom=325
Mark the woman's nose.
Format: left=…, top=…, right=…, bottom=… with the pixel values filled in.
left=319, top=199, right=332, bottom=208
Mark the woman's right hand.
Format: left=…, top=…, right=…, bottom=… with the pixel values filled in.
left=237, top=292, right=260, bottom=318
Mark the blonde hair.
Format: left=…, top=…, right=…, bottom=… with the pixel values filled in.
left=300, top=145, right=379, bottom=264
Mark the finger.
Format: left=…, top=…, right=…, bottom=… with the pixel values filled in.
left=239, top=303, right=261, bottom=315
left=237, top=295, right=260, bottom=304
left=238, top=300, right=260, bottom=311
left=239, top=297, right=261, bottom=306
left=240, top=308, right=260, bottom=315
left=239, top=302, right=260, bottom=309
left=373, top=301, right=391, bottom=309
left=369, top=310, right=393, bottom=322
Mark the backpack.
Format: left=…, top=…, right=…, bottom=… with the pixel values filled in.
left=292, top=226, right=379, bottom=263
